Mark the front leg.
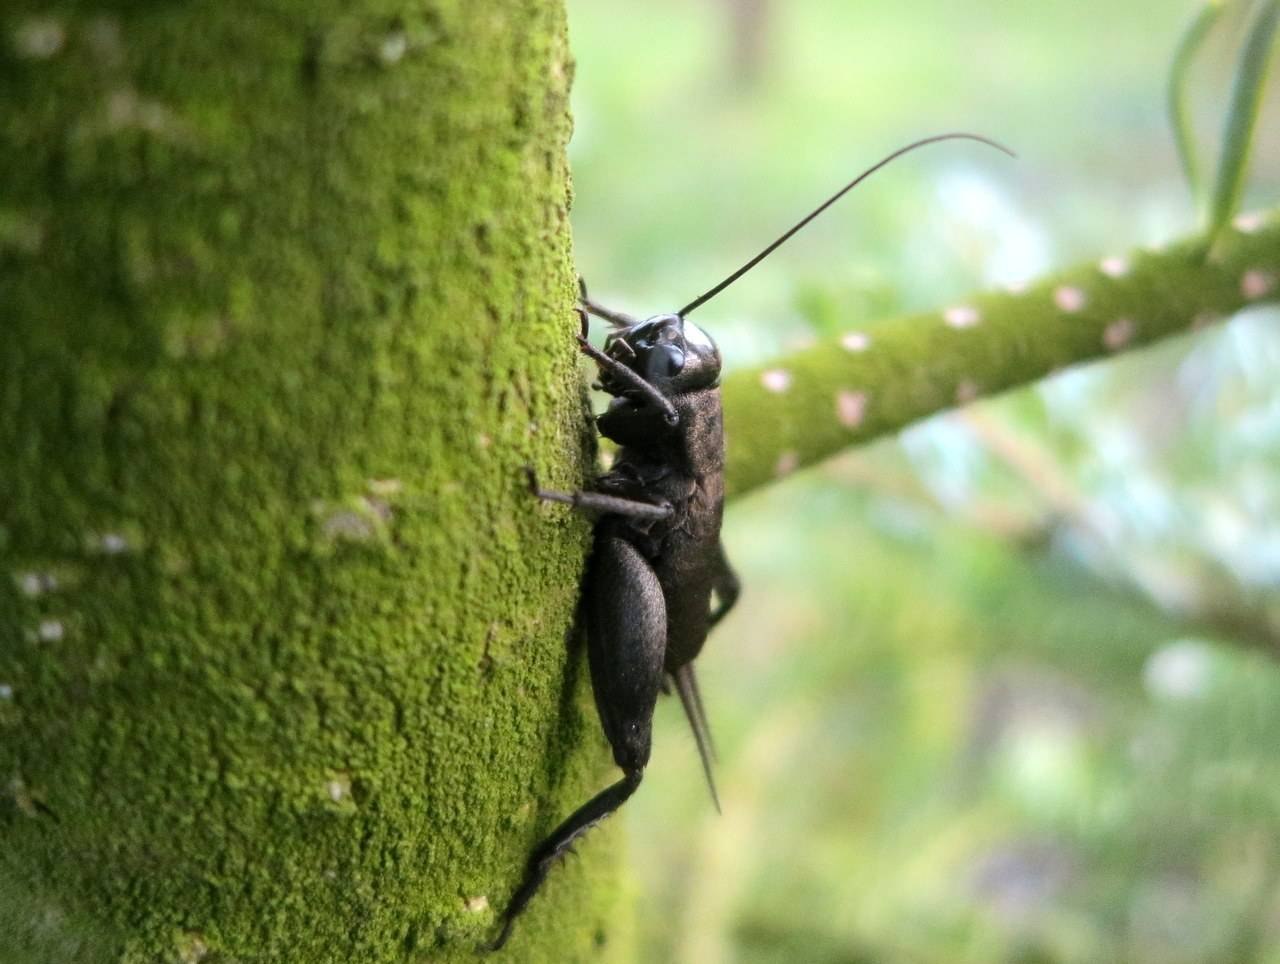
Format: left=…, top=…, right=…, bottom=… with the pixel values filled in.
left=573, top=311, right=678, bottom=426
left=578, top=275, right=638, bottom=328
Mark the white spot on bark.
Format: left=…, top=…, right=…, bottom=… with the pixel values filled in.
left=7, top=776, right=41, bottom=817
left=99, top=532, right=129, bottom=555
left=13, top=18, right=64, bottom=59
left=774, top=450, right=799, bottom=477
left=0, top=684, right=13, bottom=700
left=176, top=932, right=209, bottom=964
left=103, top=88, right=185, bottom=139
left=1053, top=286, right=1087, bottom=313
left=944, top=305, right=981, bottom=329
left=367, top=478, right=403, bottom=496
left=364, top=497, right=392, bottom=523
left=840, top=331, right=870, bottom=352
left=955, top=379, right=980, bottom=404
left=37, top=620, right=64, bottom=643
left=1233, top=211, right=1266, bottom=234
left=761, top=369, right=792, bottom=393
left=15, top=571, right=56, bottom=597
left=1241, top=269, right=1274, bottom=300
left=1103, top=318, right=1136, bottom=350
left=835, top=389, right=866, bottom=428
left=1099, top=256, right=1129, bottom=278
left=321, top=510, right=376, bottom=542
left=326, top=777, right=350, bottom=803
left=379, top=31, right=408, bottom=64
left=465, top=896, right=490, bottom=914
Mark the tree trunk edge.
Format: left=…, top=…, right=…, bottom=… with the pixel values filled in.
left=0, top=3, right=624, bottom=962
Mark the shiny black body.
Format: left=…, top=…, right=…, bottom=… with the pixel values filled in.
left=493, top=292, right=738, bottom=950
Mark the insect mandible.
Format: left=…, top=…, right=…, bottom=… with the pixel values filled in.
left=492, top=132, right=1014, bottom=950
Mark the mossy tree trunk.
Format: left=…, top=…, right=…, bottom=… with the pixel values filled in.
left=1, top=3, right=624, bottom=962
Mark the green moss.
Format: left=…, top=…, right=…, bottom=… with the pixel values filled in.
left=722, top=215, right=1280, bottom=499
left=0, top=2, right=623, bottom=961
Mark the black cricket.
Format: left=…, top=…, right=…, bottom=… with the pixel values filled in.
left=492, top=132, right=1013, bottom=950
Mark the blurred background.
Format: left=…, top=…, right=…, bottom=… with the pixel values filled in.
left=564, top=1, right=1280, bottom=962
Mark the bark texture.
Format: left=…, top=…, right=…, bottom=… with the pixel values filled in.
left=0, top=3, right=624, bottom=962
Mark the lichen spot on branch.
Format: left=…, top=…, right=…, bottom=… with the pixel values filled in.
left=1099, top=256, right=1129, bottom=278
left=836, top=389, right=867, bottom=428
left=943, top=305, right=981, bottom=329
left=1241, top=269, right=1274, bottom=300
left=1103, top=318, right=1137, bottom=351
left=761, top=369, right=792, bottom=393
left=1054, top=285, right=1087, bottom=313
left=1233, top=211, right=1268, bottom=234
left=840, top=331, right=871, bottom=352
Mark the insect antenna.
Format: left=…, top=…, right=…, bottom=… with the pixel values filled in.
left=676, top=132, right=1015, bottom=318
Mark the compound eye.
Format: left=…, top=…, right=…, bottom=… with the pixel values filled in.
left=647, top=345, right=686, bottom=379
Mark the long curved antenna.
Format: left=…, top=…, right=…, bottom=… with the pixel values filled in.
left=676, top=132, right=1015, bottom=318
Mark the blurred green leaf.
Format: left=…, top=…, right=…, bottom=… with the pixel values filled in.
left=1209, top=0, right=1280, bottom=238
left=1168, top=0, right=1229, bottom=208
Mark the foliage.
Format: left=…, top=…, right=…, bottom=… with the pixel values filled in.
left=567, top=0, right=1280, bottom=961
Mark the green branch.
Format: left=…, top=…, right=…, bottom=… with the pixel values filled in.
left=722, top=211, right=1280, bottom=499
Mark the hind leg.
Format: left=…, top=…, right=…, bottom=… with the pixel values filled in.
left=493, top=534, right=667, bottom=949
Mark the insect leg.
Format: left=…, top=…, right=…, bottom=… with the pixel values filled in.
left=578, top=276, right=638, bottom=328
left=576, top=336, right=679, bottom=426
left=493, top=534, right=667, bottom=949
left=524, top=468, right=672, bottom=521
left=491, top=769, right=642, bottom=951
left=708, top=541, right=741, bottom=628
left=540, top=490, right=672, bottom=520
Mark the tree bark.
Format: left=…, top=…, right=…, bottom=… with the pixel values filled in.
left=0, top=3, right=622, bottom=961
